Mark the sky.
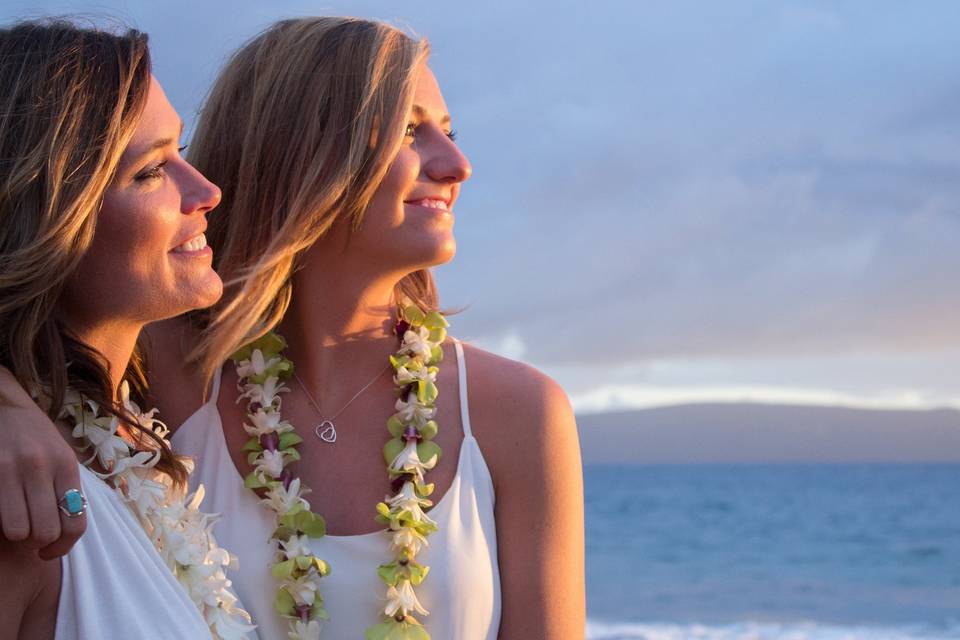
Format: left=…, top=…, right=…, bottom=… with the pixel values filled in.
left=4, top=1, right=960, bottom=413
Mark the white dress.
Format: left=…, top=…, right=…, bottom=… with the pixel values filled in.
left=56, top=464, right=214, bottom=639
left=173, top=340, right=502, bottom=639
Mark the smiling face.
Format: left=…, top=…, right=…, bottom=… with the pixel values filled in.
left=60, top=76, right=223, bottom=330
left=350, top=64, right=472, bottom=274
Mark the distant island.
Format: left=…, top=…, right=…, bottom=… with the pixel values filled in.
left=576, top=403, right=960, bottom=464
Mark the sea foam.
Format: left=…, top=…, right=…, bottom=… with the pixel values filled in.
left=586, top=619, right=960, bottom=640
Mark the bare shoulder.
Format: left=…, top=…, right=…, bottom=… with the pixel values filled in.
left=141, top=317, right=206, bottom=432
left=457, top=343, right=579, bottom=490
left=0, top=540, right=60, bottom=636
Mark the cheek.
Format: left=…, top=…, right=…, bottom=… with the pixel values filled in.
left=70, top=189, right=182, bottom=317
left=93, top=192, right=176, bottom=275
left=378, top=148, right=421, bottom=210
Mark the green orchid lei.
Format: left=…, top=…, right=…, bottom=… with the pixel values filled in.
left=366, top=305, right=448, bottom=640
left=231, top=334, right=330, bottom=640
left=231, top=304, right=449, bottom=640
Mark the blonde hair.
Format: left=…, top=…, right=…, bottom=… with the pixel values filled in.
left=188, top=17, right=435, bottom=384
left=0, top=19, right=186, bottom=485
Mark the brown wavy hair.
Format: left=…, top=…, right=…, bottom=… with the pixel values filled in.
left=0, top=19, right=187, bottom=485
left=187, top=17, right=435, bottom=384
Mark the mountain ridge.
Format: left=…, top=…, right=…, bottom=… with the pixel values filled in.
left=575, top=402, right=960, bottom=463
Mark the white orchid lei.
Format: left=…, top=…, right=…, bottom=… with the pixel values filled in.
left=59, top=382, right=254, bottom=639
left=230, top=304, right=449, bottom=640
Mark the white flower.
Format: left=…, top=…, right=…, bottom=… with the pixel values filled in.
left=109, top=449, right=161, bottom=479
left=72, top=414, right=130, bottom=472
left=261, top=477, right=310, bottom=515
left=239, top=376, right=288, bottom=408
left=394, top=394, right=435, bottom=427
left=253, top=449, right=287, bottom=483
left=387, top=481, right=436, bottom=526
left=279, top=534, right=313, bottom=560
left=390, top=525, right=429, bottom=556
left=243, top=408, right=293, bottom=437
left=384, top=579, right=429, bottom=617
left=288, top=620, right=322, bottom=640
left=207, top=602, right=256, bottom=640
left=280, top=568, right=322, bottom=606
left=236, top=349, right=282, bottom=379
left=181, top=559, right=231, bottom=607
left=122, top=466, right=169, bottom=517
left=153, top=486, right=219, bottom=567
left=118, top=380, right=169, bottom=438
left=399, top=327, right=434, bottom=361
left=394, top=364, right=436, bottom=386
left=389, top=440, right=438, bottom=482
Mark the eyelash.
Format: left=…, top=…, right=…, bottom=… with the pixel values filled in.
left=134, top=145, right=188, bottom=182
left=404, top=123, right=458, bottom=142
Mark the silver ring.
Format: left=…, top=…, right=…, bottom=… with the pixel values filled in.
left=58, top=488, right=87, bottom=518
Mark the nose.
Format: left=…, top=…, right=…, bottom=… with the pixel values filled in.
left=179, top=160, right=222, bottom=215
left=422, top=130, right=472, bottom=185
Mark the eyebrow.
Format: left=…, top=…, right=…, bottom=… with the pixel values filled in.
left=412, top=104, right=451, bottom=126
left=123, top=121, right=185, bottom=167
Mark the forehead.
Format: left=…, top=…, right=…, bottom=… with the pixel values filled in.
left=127, top=75, right=180, bottom=148
left=412, top=65, right=449, bottom=120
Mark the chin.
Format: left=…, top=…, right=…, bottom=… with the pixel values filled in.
left=176, top=271, right=225, bottom=315
left=419, top=235, right=456, bottom=268
left=194, top=272, right=225, bottom=309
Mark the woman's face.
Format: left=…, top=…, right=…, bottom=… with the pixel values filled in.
left=62, top=76, right=223, bottom=329
left=352, top=64, right=472, bottom=273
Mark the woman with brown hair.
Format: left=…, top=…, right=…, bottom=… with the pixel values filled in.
left=0, top=19, right=251, bottom=639
left=0, top=16, right=584, bottom=640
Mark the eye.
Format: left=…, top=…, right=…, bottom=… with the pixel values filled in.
left=446, top=130, right=458, bottom=142
left=404, top=122, right=417, bottom=139
left=134, top=161, right=167, bottom=182
left=178, top=144, right=189, bottom=154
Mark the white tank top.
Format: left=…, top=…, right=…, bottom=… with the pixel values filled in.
left=172, top=341, right=502, bottom=639
left=56, top=464, right=213, bottom=639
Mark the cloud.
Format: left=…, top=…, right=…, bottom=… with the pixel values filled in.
left=5, top=0, right=960, bottom=408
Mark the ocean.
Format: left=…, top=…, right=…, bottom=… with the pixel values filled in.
left=584, top=464, right=960, bottom=639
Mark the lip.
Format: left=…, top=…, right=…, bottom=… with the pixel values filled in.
left=170, top=223, right=208, bottom=253
left=170, top=231, right=211, bottom=258
left=404, top=195, right=452, bottom=211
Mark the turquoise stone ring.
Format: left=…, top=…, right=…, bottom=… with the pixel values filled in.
left=58, top=488, right=87, bottom=518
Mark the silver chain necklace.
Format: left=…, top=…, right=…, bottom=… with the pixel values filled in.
left=293, top=364, right=391, bottom=443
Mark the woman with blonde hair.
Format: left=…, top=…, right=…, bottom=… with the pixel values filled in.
left=0, top=19, right=251, bottom=639
left=0, top=16, right=585, bottom=640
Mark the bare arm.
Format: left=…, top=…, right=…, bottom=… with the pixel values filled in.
left=0, top=318, right=202, bottom=559
left=469, top=349, right=586, bottom=639
left=0, top=367, right=85, bottom=559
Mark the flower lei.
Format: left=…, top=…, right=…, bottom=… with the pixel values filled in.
left=231, top=304, right=449, bottom=640
left=59, top=382, right=254, bottom=639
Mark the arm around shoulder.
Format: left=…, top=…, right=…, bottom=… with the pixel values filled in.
left=467, top=349, right=586, bottom=640
left=0, top=366, right=85, bottom=558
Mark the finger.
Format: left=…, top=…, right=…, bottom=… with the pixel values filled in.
left=0, top=484, right=31, bottom=542
left=22, top=476, right=61, bottom=550
left=38, top=466, right=86, bottom=560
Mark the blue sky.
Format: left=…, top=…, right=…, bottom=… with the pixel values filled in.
left=5, top=1, right=960, bottom=413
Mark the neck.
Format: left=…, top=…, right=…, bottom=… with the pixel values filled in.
left=63, top=316, right=142, bottom=399
left=277, top=246, right=407, bottom=407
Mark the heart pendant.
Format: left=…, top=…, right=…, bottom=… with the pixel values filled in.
left=316, top=420, right=337, bottom=443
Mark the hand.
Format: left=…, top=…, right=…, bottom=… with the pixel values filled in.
left=0, top=367, right=85, bottom=559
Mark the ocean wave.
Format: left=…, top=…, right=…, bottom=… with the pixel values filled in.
left=585, top=619, right=960, bottom=640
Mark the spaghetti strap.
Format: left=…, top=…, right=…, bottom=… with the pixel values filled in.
left=207, top=365, right=223, bottom=405
left=454, top=340, right=473, bottom=438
